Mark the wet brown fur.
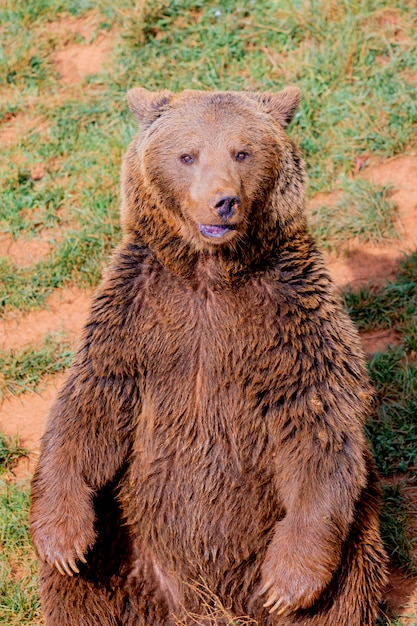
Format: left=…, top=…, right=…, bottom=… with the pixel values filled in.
left=30, top=88, right=387, bottom=625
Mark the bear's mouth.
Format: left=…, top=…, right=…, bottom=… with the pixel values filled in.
left=198, top=224, right=236, bottom=239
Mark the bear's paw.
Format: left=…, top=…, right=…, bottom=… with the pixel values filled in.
left=259, top=522, right=336, bottom=615
left=31, top=499, right=96, bottom=576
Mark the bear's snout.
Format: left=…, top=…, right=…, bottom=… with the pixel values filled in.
left=214, top=195, right=241, bottom=221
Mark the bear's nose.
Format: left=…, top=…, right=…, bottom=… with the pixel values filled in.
left=214, top=196, right=241, bottom=220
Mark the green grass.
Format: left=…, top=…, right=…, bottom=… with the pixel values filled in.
left=0, top=480, right=41, bottom=625
left=344, top=250, right=417, bottom=340
left=309, top=179, right=398, bottom=250
left=378, top=481, right=416, bottom=625
left=0, top=334, right=73, bottom=399
left=380, top=484, right=416, bottom=575
left=0, top=230, right=113, bottom=313
left=1, top=170, right=68, bottom=236
left=0, top=0, right=416, bottom=623
left=344, top=253, right=417, bottom=578
left=344, top=252, right=417, bottom=480
left=0, top=435, right=28, bottom=475
left=0, top=439, right=39, bottom=624
left=366, top=347, right=417, bottom=476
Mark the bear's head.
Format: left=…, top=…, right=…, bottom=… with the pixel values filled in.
left=122, top=88, right=306, bottom=274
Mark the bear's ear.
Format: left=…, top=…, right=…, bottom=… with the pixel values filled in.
left=127, top=87, right=172, bottom=126
left=248, top=86, right=301, bottom=129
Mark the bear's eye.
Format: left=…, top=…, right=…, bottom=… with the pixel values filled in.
left=180, top=154, right=194, bottom=164
left=235, top=151, right=249, bottom=162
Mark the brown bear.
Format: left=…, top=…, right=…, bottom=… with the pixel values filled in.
left=30, top=87, right=388, bottom=625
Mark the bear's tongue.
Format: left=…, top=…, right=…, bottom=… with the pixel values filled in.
left=198, top=224, right=233, bottom=239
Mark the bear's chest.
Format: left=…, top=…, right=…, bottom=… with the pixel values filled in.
left=123, top=271, right=288, bottom=559
left=131, top=271, right=281, bottom=471
left=139, top=272, right=280, bottom=402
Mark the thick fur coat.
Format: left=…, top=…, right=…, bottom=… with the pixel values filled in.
left=30, top=87, right=387, bottom=625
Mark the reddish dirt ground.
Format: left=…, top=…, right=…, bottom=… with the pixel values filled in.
left=49, top=12, right=113, bottom=86
left=0, top=17, right=416, bottom=621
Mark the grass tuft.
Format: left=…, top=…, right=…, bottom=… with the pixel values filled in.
left=309, top=179, right=398, bottom=249
left=344, top=251, right=417, bottom=577
left=0, top=481, right=41, bottom=625
left=0, top=335, right=73, bottom=399
left=0, top=435, right=28, bottom=475
left=366, top=347, right=417, bottom=476
left=344, top=251, right=417, bottom=333
left=380, top=483, right=416, bottom=574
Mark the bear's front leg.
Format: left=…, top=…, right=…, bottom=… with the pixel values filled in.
left=260, top=513, right=340, bottom=615
left=30, top=362, right=140, bottom=577
left=260, top=392, right=368, bottom=616
left=30, top=462, right=95, bottom=576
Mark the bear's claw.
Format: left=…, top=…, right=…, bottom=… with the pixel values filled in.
left=53, top=555, right=84, bottom=576
left=54, top=559, right=72, bottom=577
left=75, top=546, right=87, bottom=564
left=260, top=581, right=287, bottom=614
left=259, top=577, right=303, bottom=615
left=261, top=589, right=289, bottom=615
left=264, top=597, right=284, bottom=614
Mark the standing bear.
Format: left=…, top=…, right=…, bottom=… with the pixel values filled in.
left=30, top=87, right=387, bottom=626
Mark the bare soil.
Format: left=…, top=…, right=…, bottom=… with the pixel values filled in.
left=49, top=13, right=113, bottom=86
left=0, top=287, right=91, bottom=352
left=0, top=233, right=54, bottom=268
left=0, top=114, right=49, bottom=148
left=1, top=26, right=416, bottom=620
